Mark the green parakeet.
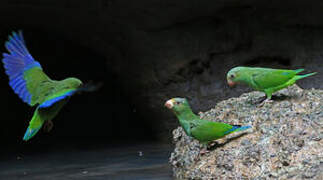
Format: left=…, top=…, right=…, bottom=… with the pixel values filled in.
left=165, top=98, right=251, bottom=144
left=227, top=66, right=317, bottom=101
left=2, top=31, right=83, bottom=141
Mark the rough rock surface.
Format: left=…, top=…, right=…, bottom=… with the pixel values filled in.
left=170, top=85, right=323, bottom=179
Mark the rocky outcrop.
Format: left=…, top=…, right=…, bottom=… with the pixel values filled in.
left=170, top=85, right=323, bottom=179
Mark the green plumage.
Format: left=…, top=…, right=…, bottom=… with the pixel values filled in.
left=23, top=69, right=82, bottom=141
left=1, top=31, right=83, bottom=141
left=190, top=120, right=236, bottom=143
left=24, top=67, right=82, bottom=106
left=23, top=81, right=81, bottom=141
left=23, top=67, right=52, bottom=106
left=227, top=67, right=317, bottom=99
left=25, top=99, right=68, bottom=141
left=165, top=98, right=251, bottom=144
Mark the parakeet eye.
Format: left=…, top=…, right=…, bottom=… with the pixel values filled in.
left=230, top=74, right=235, bottom=78
left=175, top=101, right=181, bottom=105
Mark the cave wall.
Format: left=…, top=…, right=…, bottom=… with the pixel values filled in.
left=0, top=0, right=322, bottom=141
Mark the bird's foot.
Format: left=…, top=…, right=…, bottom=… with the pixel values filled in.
left=199, top=148, right=210, bottom=156
left=257, top=99, right=274, bottom=107
left=253, top=96, right=266, bottom=104
left=199, top=141, right=221, bottom=156
left=43, top=120, right=54, bottom=132
left=198, top=111, right=204, bottom=117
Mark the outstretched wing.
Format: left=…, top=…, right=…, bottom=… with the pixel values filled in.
left=251, top=68, right=298, bottom=89
left=2, top=31, right=53, bottom=106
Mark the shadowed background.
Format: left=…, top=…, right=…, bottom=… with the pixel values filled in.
left=0, top=0, right=322, bottom=155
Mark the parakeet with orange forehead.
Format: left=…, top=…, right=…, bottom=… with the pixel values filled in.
left=227, top=66, right=317, bottom=103
left=165, top=97, right=251, bottom=144
left=2, top=31, right=84, bottom=141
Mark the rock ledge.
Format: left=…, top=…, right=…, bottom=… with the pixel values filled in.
left=170, top=85, right=322, bottom=179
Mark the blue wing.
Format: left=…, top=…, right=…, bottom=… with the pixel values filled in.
left=2, top=31, right=42, bottom=105
left=39, top=90, right=76, bottom=109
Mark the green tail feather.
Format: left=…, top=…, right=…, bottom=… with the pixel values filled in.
left=294, top=69, right=305, bottom=74
left=295, top=72, right=317, bottom=80
left=23, top=108, right=45, bottom=141
left=23, top=126, right=42, bottom=141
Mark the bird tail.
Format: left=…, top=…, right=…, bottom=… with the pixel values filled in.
left=294, top=69, right=305, bottom=74
left=23, top=126, right=42, bottom=141
left=234, top=125, right=252, bottom=132
left=295, top=72, right=317, bottom=80
left=224, top=125, right=251, bottom=135
left=23, top=108, right=44, bottom=141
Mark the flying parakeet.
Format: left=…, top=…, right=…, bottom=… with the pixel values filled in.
left=227, top=66, right=317, bottom=102
left=165, top=97, right=251, bottom=144
left=2, top=31, right=83, bottom=141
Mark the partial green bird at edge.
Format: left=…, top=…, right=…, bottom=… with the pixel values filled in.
left=226, top=66, right=317, bottom=101
left=165, top=97, right=251, bottom=144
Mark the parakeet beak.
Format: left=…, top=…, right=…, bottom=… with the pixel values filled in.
left=78, top=82, right=103, bottom=92
left=227, top=79, right=236, bottom=87
left=165, top=99, right=174, bottom=109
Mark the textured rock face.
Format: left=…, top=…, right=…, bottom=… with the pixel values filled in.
left=170, top=85, right=323, bottom=179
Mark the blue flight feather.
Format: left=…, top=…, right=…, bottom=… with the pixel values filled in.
left=224, top=125, right=251, bottom=135
left=2, top=31, right=42, bottom=104
left=39, top=90, right=76, bottom=108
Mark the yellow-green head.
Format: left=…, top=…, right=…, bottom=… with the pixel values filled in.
left=226, top=66, right=246, bottom=87
left=61, top=77, right=83, bottom=89
left=164, top=97, right=191, bottom=115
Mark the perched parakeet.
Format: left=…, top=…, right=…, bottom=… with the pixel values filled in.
left=165, top=98, right=251, bottom=144
left=227, top=66, right=317, bottom=101
left=2, top=31, right=83, bottom=141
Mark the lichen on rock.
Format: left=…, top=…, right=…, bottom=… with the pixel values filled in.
left=170, top=85, right=323, bottom=179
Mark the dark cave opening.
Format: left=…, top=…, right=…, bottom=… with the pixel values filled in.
left=0, top=1, right=322, bottom=179
left=0, top=28, right=156, bottom=154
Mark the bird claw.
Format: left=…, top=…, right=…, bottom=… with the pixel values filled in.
left=199, top=141, right=220, bottom=156
left=257, top=99, right=273, bottom=107
left=198, top=112, right=204, bottom=117
left=43, top=120, right=54, bottom=132
left=199, top=148, right=210, bottom=155
left=208, top=142, right=216, bottom=147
